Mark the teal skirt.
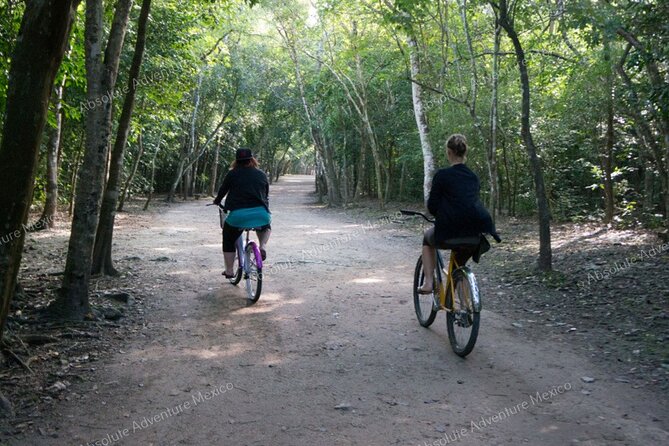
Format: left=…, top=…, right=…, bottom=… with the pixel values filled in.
left=226, top=206, right=271, bottom=229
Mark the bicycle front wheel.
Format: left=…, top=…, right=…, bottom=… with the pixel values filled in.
left=446, top=268, right=480, bottom=357
left=244, top=243, right=262, bottom=303
left=413, top=255, right=438, bottom=327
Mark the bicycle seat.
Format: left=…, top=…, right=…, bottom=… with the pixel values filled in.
left=439, top=236, right=482, bottom=249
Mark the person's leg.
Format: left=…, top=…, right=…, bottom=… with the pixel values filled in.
left=420, top=227, right=437, bottom=293
left=257, top=225, right=271, bottom=250
left=223, top=252, right=236, bottom=276
left=255, top=224, right=271, bottom=260
left=222, top=223, right=243, bottom=277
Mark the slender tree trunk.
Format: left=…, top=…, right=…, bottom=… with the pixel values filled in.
left=408, top=33, right=435, bottom=206
left=501, top=135, right=512, bottom=215
left=190, top=156, right=199, bottom=197
left=399, top=160, right=407, bottom=199
left=354, top=131, right=366, bottom=200
left=602, top=83, right=615, bottom=223
left=92, top=0, right=151, bottom=276
left=168, top=152, right=187, bottom=202
left=643, top=158, right=654, bottom=212
left=0, top=0, right=80, bottom=340
left=184, top=70, right=203, bottom=200
left=488, top=21, right=501, bottom=221
left=496, top=0, right=552, bottom=270
left=118, top=130, right=144, bottom=212
left=39, top=72, right=68, bottom=230
left=55, top=0, right=134, bottom=319
left=209, top=140, right=219, bottom=197
left=143, top=131, right=162, bottom=211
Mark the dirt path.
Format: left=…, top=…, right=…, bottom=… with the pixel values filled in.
left=11, top=175, right=668, bottom=446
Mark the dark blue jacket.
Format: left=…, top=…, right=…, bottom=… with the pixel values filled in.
left=427, top=164, right=498, bottom=243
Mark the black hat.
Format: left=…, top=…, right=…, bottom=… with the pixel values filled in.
left=235, top=148, right=253, bottom=161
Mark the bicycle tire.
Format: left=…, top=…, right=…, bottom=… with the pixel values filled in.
left=244, top=243, right=262, bottom=303
left=446, top=268, right=480, bottom=357
left=413, top=255, right=438, bottom=327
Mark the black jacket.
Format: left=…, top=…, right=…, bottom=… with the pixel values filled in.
left=214, top=167, right=270, bottom=211
left=427, top=164, right=497, bottom=243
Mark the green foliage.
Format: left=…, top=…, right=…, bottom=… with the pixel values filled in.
left=4, top=0, right=665, bottom=226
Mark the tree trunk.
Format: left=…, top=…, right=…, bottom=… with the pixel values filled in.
left=497, top=0, right=552, bottom=270
left=407, top=33, right=435, bottom=207
left=354, top=130, right=366, bottom=200
left=143, top=131, right=162, bottom=211
left=488, top=21, right=501, bottom=221
left=39, top=72, right=68, bottom=230
left=189, top=156, right=199, bottom=197
left=55, top=0, right=134, bottom=319
left=602, top=69, right=615, bottom=223
left=118, top=129, right=145, bottom=212
left=0, top=0, right=80, bottom=340
left=209, top=140, right=219, bottom=197
left=643, top=158, right=654, bottom=213
left=92, top=0, right=151, bottom=276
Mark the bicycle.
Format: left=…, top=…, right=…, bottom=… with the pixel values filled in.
left=401, top=209, right=491, bottom=357
left=208, top=204, right=263, bottom=303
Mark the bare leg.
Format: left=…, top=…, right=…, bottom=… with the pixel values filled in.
left=420, top=244, right=436, bottom=292
left=224, top=252, right=236, bottom=276
left=257, top=229, right=271, bottom=258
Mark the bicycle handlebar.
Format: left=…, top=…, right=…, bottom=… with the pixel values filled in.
left=400, top=209, right=502, bottom=243
left=400, top=209, right=435, bottom=223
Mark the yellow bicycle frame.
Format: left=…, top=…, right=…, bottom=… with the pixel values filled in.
left=437, top=249, right=461, bottom=311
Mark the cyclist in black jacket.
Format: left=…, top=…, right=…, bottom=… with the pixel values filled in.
left=213, top=148, right=271, bottom=278
left=419, top=134, right=500, bottom=294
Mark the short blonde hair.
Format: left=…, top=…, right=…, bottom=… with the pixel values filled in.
left=446, top=134, right=467, bottom=157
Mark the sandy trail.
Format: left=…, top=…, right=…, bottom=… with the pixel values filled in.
left=13, top=175, right=668, bottom=446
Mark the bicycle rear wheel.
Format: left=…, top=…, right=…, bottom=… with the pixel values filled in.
left=413, top=255, right=438, bottom=327
left=244, top=243, right=262, bottom=303
left=446, top=268, right=480, bottom=357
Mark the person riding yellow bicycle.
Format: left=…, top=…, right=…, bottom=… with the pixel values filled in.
left=419, top=134, right=500, bottom=294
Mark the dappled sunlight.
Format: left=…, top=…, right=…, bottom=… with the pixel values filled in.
left=163, top=226, right=198, bottom=233
left=154, top=247, right=177, bottom=252
left=306, top=228, right=342, bottom=234
left=126, top=342, right=251, bottom=361
left=168, top=269, right=214, bottom=276
left=539, top=424, right=560, bottom=434
left=350, top=277, right=384, bottom=284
